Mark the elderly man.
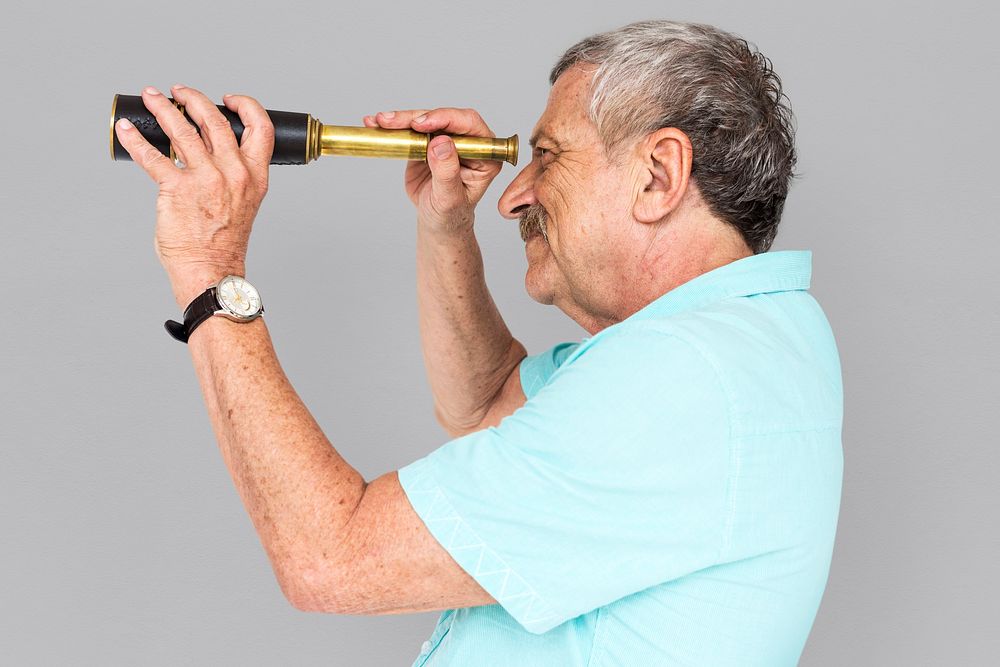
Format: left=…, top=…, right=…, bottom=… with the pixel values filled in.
left=115, top=20, right=842, bottom=667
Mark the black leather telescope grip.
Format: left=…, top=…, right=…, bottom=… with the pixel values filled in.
left=112, top=94, right=309, bottom=165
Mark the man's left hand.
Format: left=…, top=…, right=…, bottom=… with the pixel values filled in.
left=114, top=85, right=274, bottom=308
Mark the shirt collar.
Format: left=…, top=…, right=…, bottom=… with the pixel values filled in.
left=627, top=250, right=813, bottom=322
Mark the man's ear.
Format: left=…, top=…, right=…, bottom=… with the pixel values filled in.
left=633, top=128, right=694, bottom=224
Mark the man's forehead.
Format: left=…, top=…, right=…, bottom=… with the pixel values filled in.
left=530, top=64, right=596, bottom=148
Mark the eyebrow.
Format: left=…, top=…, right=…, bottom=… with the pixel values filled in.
left=529, top=130, right=560, bottom=150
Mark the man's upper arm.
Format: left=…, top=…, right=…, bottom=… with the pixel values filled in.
left=291, top=471, right=494, bottom=615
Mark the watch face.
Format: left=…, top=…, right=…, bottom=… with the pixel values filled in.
left=217, top=276, right=262, bottom=319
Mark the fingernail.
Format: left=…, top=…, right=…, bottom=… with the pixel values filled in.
left=223, top=94, right=234, bottom=99
left=380, top=111, right=395, bottom=119
left=413, top=114, right=427, bottom=124
left=432, top=138, right=452, bottom=159
left=117, top=118, right=133, bottom=130
left=144, top=86, right=161, bottom=96
left=172, top=84, right=185, bottom=90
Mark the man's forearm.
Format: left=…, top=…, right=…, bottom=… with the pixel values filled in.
left=416, top=224, right=526, bottom=433
left=185, top=314, right=366, bottom=600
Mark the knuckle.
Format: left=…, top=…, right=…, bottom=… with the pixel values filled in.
left=205, top=114, right=231, bottom=131
left=257, top=121, right=275, bottom=139
left=174, top=124, right=200, bottom=142
left=245, top=97, right=268, bottom=115
left=142, top=146, right=167, bottom=166
left=230, top=169, right=250, bottom=187
left=202, top=168, right=225, bottom=187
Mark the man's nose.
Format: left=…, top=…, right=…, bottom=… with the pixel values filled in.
left=498, top=165, right=538, bottom=220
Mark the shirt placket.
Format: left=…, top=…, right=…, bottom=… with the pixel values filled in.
left=413, top=610, right=455, bottom=666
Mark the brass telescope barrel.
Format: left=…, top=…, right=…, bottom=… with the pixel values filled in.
left=318, top=125, right=517, bottom=164
left=109, top=94, right=518, bottom=166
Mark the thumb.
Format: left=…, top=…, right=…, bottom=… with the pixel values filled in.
left=426, top=136, right=464, bottom=212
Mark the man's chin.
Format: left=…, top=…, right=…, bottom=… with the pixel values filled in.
left=524, top=264, right=555, bottom=306
left=524, top=276, right=554, bottom=305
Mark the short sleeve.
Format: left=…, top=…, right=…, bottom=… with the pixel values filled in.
left=398, top=326, right=732, bottom=634
left=519, top=341, right=580, bottom=399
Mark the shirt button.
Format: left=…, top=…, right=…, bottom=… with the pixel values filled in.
left=421, top=641, right=432, bottom=654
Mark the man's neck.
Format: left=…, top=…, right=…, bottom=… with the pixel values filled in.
left=568, top=224, right=752, bottom=335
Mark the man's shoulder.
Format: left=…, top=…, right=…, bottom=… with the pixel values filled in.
left=569, top=292, right=843, bottom=433
left=558, top=321, right=715, bottom=375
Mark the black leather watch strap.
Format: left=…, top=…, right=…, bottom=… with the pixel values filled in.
left=165, top=287, right=220, bottom=343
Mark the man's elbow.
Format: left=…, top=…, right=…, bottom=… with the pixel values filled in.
left=432, top=402, right=485, bottom=438
left=276, top=558, right=353, bottom=614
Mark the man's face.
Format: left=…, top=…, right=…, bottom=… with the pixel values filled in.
left=499, top=65, right=641, bottom=321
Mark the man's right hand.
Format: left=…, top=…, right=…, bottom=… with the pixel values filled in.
left=363, top=108, right=503, bottom=236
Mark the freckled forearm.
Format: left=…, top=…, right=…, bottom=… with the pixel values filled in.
left=185, top=315, right=366, bottom=589
left=416, top=224, right=525, bottom=431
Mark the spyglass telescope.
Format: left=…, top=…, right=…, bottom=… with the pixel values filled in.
left=109, top=94, right=518, bottom=166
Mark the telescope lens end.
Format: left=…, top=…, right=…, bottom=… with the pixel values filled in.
left=507, top=134, right=519, bottom=167
left=109, top=94, right=120, bottom=161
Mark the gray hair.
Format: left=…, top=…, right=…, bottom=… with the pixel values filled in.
left=551, top=21, right=796, bottom=253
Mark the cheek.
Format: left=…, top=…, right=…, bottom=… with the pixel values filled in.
left=537, top=163, right=580, bottom=214
left=536, top=168, right=584, bottom=246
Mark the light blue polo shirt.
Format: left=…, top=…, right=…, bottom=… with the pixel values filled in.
left=398, top=250, right=843, bottom=666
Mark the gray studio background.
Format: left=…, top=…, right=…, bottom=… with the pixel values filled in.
left=2, top=0, right=997, bottom=665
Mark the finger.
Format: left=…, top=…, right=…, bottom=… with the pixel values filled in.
left=114, top=117, right=179, bottom=185
left=222, top=94, right=275, bottom=168
left=426, top=135, right=464, bottom=209
left=170, top=84, right=239, bottom=157
left=370, top=109, right=430, bottom=130
left=459, top=158, right=503, bottom=177
left=139, top=86, right=209, bottom=167
left=410, top=108, right=495, bottom=138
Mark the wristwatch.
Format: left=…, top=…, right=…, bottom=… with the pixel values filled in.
left=165, top=275, right=264, bottom=343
